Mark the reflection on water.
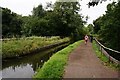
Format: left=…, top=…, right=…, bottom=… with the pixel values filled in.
left=1, top=43, right=69, bottom=78
left=2, top=64, right=34, bottom=78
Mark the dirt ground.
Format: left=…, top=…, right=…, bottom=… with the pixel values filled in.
left=63, top=41, right=120, bottom=78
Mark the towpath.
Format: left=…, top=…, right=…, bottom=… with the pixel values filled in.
left=63, top=41, right=119, bottom=78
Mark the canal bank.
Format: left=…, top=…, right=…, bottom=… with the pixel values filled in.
left=34, top=40, right=83, bottom=78
left=1, top=42, right=69, bottom=78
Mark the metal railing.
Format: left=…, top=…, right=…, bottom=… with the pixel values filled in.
left=94, top=37, right=120, bottom=65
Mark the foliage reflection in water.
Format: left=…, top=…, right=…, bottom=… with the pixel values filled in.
left=1, top=43, right=69, bottom=78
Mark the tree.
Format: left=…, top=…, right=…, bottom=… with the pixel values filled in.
left=87, top=24, right=94, bottom=34
left=94, top=1, right=120, bottom=52
left=93, top=16, right=103, bottom=34
left=2, top=7, right=22, bottom=38
left=32, top=4, right=45, bottom=18
left=87, top=0, right=118, bottom=8
left=51, top=2, right=85, bottom=40
left=2, top=1, right=86, bottom=41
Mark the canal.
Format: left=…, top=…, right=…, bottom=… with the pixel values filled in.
left=1, top=43, right=69, bottom=78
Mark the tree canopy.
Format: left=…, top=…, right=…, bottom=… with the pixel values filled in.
left=93, top=1, right=120, bottom=52
left=2, top=7, right=22, bottom=38
left=2, top=1, right=86, bottom=41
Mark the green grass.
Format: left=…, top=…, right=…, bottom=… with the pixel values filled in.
left=33, top=40, right=83, bottom=79
left=92, top=41, right=120, bottom=70
left=2, top=36, right=70, bottom=58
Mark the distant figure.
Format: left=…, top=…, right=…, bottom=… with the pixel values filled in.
left=84, top=35, right=89, bottom=45
left=90, top=35, right=93, bottom=43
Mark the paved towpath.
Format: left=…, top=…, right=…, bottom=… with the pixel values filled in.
left=63, top=41, right=119, bottom=78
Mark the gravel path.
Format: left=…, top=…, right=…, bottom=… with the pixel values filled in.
left=63, top=41, right=120, bottom=78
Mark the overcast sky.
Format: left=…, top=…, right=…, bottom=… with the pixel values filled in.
left=0, top=0, right=115, bottom=24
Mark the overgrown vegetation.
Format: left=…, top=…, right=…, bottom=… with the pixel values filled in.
left=91, top=1, right=120, bottom=61
left=33, top=40, right=83, bottom=78
left=92, top=41, right=120, bottom=70
left=93, top=1, right=120, bottom=52
left=2, top=36, right=70, bottom=59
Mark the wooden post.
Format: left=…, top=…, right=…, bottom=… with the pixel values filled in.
left=99, top=44, right=101, bottom=51
left=108, top=56, right=111, bottom=63
left=100, top=46, right=102, bottom=56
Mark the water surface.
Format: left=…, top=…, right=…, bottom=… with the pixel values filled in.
left=1, top=43, right=69, bottom=78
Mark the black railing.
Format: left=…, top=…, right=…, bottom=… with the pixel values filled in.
left=94, top=37, right=120, bottom=65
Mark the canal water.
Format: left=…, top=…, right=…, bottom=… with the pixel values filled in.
left=1, top=43, right=69, bottom=78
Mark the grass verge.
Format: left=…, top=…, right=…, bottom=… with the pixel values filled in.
left=33, top=40, right=83, bottom=79
left=2, top=36, right=70, bottom=59
left=92, top=41, right=120, bottom=70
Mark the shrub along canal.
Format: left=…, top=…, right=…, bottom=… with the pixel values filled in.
left=1, top=42, right=69, bottom=78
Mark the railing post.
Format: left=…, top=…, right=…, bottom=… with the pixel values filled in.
left=98, top=44, right=100, bottom=51
left=97, top=42, right=100, bottom=50
left=108, top=55, right=111, bottom=63
left=100, top=46, right=102, bottom=57
left=94, top=37, right=120, bottom=65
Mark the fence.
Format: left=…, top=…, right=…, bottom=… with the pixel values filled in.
left=94, top=37, right=120, bottom=65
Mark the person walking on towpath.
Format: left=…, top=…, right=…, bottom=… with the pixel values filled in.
left=63, top=41, right=119, bottom=78
left=84, top=35, right=89, bottom=45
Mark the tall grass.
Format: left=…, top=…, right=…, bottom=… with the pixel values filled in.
left=2, top=36, right=70, bottom=58
left=33, top=40, right=83, bottom=79
left=92, top=41, right=120, bottom=70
